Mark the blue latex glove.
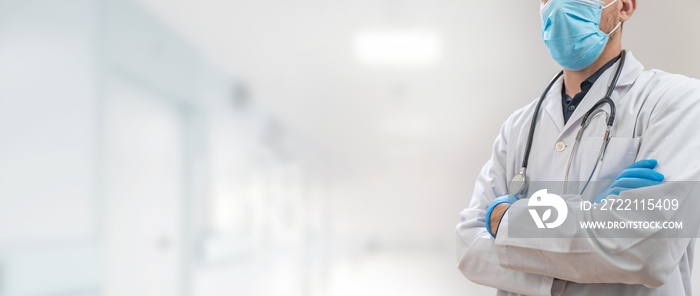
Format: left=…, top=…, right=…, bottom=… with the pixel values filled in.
left=485, top=194, right=518, bottom=238
left=594, top=159, right=665, bottom=204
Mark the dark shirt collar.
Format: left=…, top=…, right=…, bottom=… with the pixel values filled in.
left=579, top=54, right=621, bottom=94
left=561, top=54, right=622, bottom=123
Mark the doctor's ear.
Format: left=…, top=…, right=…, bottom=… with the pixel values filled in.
left=619, top=0, right=637, bottom=22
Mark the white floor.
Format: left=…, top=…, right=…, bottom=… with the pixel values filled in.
left=328, top=250, right=495, bottom=296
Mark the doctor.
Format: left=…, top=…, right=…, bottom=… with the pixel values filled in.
left=456, top=0, right=700, bottom=295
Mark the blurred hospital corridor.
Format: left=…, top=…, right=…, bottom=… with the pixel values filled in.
left=2, top=0, right=700, bottom=295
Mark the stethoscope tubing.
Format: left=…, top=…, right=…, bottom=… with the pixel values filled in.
left=513, top=50, right=627, bottom=197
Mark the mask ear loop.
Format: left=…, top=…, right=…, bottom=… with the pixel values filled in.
left=602, top=0, right=618, bottom=9
left=607, top=22, right=622, bottom=35
left=602, top=0, right=621, bottom=35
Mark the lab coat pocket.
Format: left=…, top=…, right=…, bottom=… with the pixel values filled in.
left=580, top=136, right=641, bottom=181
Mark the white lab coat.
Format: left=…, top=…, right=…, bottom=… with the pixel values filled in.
left=456, top=52, right=700, bottom=296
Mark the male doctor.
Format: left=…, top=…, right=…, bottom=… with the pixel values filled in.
left=456, top=0, right=700, bottom=295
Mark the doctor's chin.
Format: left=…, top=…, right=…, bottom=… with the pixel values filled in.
left=3, top=0, right=700, bottom=296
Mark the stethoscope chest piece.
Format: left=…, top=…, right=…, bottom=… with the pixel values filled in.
left=509, top=172, right=527, bottom=197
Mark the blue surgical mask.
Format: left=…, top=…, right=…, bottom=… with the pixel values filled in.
left=541, top=0, right=621, bottom=71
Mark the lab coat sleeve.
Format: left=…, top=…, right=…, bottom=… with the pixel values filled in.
left=456, top=113, right=555, bottom=296
left=494, top=76, right=700, bottom=288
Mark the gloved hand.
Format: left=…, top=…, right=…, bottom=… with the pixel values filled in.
left=594, top=159, right=664, bottom=204
left=485, top=194, right=518, bottom=238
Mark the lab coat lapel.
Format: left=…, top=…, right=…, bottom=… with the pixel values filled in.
left=541, top=76, right=566, bottom=134
left=558, top=51, right=644, bottom=137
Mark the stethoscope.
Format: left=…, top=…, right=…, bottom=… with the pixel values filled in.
left=509, top=50, right=627, bottom=198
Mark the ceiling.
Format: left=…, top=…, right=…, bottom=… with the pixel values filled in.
left=132, top=0, right=558, bottom=175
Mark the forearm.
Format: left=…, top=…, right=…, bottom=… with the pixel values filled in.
left=457, top=207, right=555, bottom=296
left=489, top=203, right=510, bottom=237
